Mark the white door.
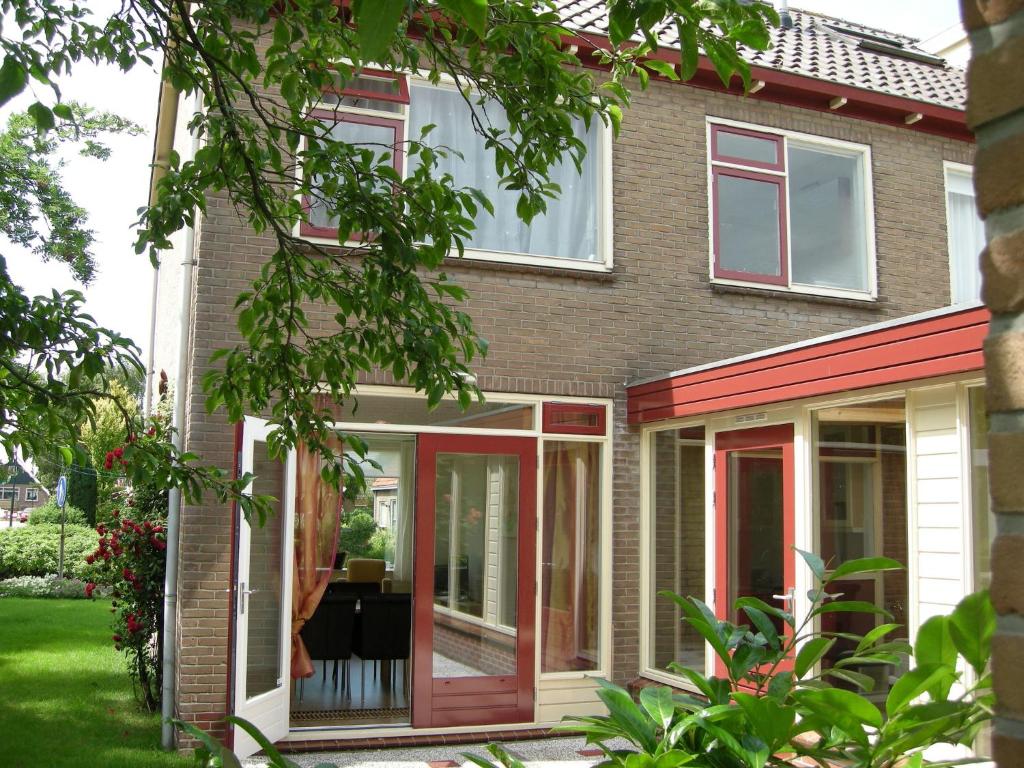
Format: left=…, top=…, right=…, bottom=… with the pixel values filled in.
left=233, top=416, right=294, bottom=757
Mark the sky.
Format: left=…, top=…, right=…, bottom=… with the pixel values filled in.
left=2, top=0, right=966, bottom=367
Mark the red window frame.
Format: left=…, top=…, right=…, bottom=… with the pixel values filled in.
left=320, top=68, right=410, bottom=106
left=542, top=402, right=607, bottom=436
left=711, top=124, right=785, bottom=172
left=299, top=71, right=409, bottom=240
left=712, top=165, right=789, bottom=287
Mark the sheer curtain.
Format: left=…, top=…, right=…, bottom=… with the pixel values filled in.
left=408, top=84, right=600, bottom=262
left=946, top=168, right=985, bottom=304
left=290, top=442, right=341, bottom=679
left=392, top=439, right=415, bottom=584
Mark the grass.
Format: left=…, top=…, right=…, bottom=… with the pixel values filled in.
left=0, top=597, right=190, bottom=768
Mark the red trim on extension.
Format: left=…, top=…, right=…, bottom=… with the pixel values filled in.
left=225, top=419, right=244, bottom=750
left=711, top=166, right=788, bottom=286
left=541, top=402, right=607, bottom=436
left=627, top=306, right=989, bottom=424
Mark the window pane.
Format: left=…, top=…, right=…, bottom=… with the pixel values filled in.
left=542, top=441, right=601, bottom=672
left=716, top=129, right=778, bottom=166
left=432, top=453, right=519, bottom=678
left=308, top=119, right=397, bottom=230
left=246, top=441, right=286, bottom=700
left=649, top=428, right=705, bottom=674
left=789, top=145, right=869, bottom=292
left=815, top=406, right=909, bottom=701
left=947, top=169, right=985, bottom=304
left=716, top=174, right=782, bottom=278
left=409, top=84, right=600, bottom=262
left=969, top=388, right=993, bottom=589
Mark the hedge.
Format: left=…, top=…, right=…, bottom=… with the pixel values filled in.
left=28, top=502, right=88, bottom=527
left=0, top=523, right=102, bottom=582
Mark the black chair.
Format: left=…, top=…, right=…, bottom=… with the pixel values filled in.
left=352, top=593, right=412, bottom=705
left=326, top=579, right=381, bottom=601
left=298, top=593, right=357, bottom=695
left=333, top=550, right=348, bottom=571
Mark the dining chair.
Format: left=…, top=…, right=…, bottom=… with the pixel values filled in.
left=352, top=593, right=412, bottom=707
left=346, top=558, right=386, bottom=584
left=298, top=593, right=357, bottom=697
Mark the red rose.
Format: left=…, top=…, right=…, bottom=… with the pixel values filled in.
left=153, top=539, right=166, bottom=551
left=112, top=634, right=122, bottom=642
left=147, top=427, right=156, bottom=437
left=152, top=525, right=164, bottom=534
left=101, top=551, right=112, bottom=561
left=112, top=509, right=120, bottom=518
left=122, top=567, right=134, bottom=581
left=113, top=447, right=124, bottom=459
left=84, top=583, right=96, bottom=598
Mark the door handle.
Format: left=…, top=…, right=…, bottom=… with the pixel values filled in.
left=239, top=582, right=259, bottom=615
left=772, top=587, right=795, bottom=605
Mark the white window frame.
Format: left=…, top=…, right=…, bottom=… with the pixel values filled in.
left=297, top=73, right=614, bottom=273
left=25, top=488, right=38, bottom=502
left=706, top=117, right=878, bottom=301
left=943, top=161, right=984, bottom=307
left=0, top=487, right=19, bottom=501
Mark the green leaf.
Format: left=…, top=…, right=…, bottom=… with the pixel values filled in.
left=812, top=600, right=891, bottom=618
left=639, top=685, right=675, bottom=731
left=27, top=101, right=55, bottom=131
left=440, top=0, right=488, bottom=38
left=0, top=56, right=27, bottom=107
left=797, top=548, right=826, bottom=581
left=733, top=692, right=795, bottom=753
left=352, top=0, right=406, bottom=63
left=821, top=667, right=876, bottom=692
left=915, top=615, right=957, bottom=699
left=886, top=664, right=953, bottom=716
left=949, top=590, right=995, bottom=676
left=677, top=20, right=699, bottom=81
left=795, top=687, right=881, bottom=743
left=644, top=60, right=680, bottom=81
left=794, top=636, right=835, bottom=678
left=829, top=556, right=904, bottom=582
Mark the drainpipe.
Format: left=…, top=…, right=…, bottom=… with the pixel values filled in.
left=146, top=71, right=191, bottom=751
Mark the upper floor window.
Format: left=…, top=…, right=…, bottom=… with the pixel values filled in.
left=709, top=121, right=875, bottom=299
left=303, top=72, right=609, bottom=271
left=944, top=163, right=985, bottom=305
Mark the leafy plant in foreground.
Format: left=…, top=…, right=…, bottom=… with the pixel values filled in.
left=552, top=552, right=993, bottom=768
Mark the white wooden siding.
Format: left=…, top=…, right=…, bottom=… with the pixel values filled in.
left=536, top=677, right=605, bottom=723
left=909, top=385, right=967, bottom=630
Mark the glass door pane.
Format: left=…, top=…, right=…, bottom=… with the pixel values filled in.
left=432, top=453, right=519, bottom=678
left=727, top=451, right=785, bottom=628
left=413, top=433, right=536, bottom=729
left=245, top=442, right=287, bottom=699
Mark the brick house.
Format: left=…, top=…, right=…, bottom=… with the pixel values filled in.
left=147, top=5, right=990, bottom=755
left=1, top=460, right=50, bottom=517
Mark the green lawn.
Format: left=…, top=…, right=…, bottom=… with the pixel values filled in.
left=0, top=598, right=190, bottom=768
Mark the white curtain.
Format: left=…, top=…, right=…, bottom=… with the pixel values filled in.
left=393, top=439, right=415, bottom=582
left=946, top=169, right=985, bottom=304
left=408, top=84, right=600, bottom=262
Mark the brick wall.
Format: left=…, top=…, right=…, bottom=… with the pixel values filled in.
left=165, top=46, right=976, bottom=738
left=962, top=2, right=1024, bottom=766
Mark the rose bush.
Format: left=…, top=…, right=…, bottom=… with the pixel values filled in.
left=86, top=507, right=167, bottom=711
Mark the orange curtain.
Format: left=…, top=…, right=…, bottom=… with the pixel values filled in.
left=290, top=441, right=341, bottom=679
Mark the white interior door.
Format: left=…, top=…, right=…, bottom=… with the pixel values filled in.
left=233, top=416, right=294, bottom=757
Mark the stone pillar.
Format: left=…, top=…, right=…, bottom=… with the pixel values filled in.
left=962, top=2, right=1024, bottom=765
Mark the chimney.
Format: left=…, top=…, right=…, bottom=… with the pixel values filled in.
left=778, top=0, right=794, bottom=29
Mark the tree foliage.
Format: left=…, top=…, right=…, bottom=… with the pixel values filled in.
left=0, top=0, right=776, bottom=513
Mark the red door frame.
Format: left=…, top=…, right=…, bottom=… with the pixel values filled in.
left=412, top=434, right=537, bottom=728
left=714, top=424, right=796, bottom=676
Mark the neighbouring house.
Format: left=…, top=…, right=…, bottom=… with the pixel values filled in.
left=0, top=459, right=50, bottom=517
left=147, top=4, right=988, bottom=755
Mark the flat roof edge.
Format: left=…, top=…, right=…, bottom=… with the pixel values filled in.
left=627, top=302, right=986, bottom=391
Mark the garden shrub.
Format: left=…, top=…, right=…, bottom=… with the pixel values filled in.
left=0, top=574, right=111, bottom=599
left=0, top=523, right=102, bottom=582
left=339, top=511, right=378, bottom=558
left=27, top=501, right=88, bottom=527
left=87, top=509, right=166, bottom=712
